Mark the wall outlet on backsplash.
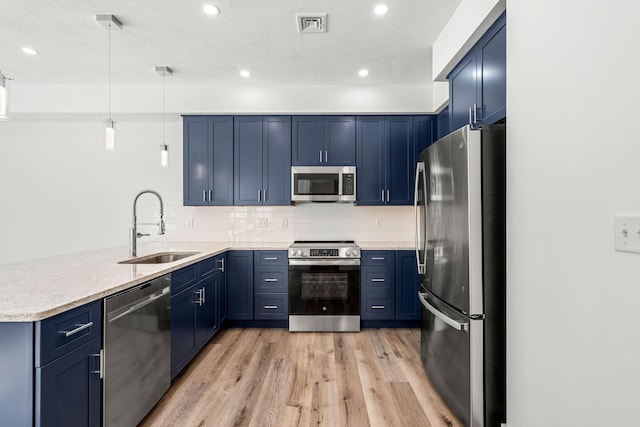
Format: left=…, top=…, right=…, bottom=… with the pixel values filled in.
left=257, top=218, right=268, bottom=228
left=376, top=218, right=383, bottom=228
left=281, top=218, right=288, bottom=228
left=187, top=218, right=194, bottom=229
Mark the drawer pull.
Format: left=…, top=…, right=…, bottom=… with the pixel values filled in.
left=371, top=278, right=385, bottom=282
left=63, top=321, right=94, bottom=337
left=264, top=305, right=279, bottom=309
left=371, top=257, right=385, bottom=260
left=371, top=305, right=386, bottom=309
left=263, top=257, right=279, bottom=261
left=264, top=278, right=279, bottom=282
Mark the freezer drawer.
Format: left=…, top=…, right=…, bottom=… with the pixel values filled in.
left=419, top=290, right=482, bottom=427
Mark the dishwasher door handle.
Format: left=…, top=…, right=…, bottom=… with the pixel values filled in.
left=108, top=286, right=170, bottom=323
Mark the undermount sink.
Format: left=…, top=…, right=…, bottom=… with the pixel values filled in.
left=118, top=252, right=200, bottom=265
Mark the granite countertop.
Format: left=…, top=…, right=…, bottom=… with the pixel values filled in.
left=0, top=240, right=413, bottom=322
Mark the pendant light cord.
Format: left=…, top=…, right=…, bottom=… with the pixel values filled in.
left=108, top=22, right=112, bottom=121
left=162, top=73, right=166, bottom=144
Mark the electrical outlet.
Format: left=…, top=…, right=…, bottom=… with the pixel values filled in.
left=614, top=214, right=640, bottom=253
left=187, top=218, right=194, bottom=229
left=281, top=218, right=288, bottom=228
left=376, top=218, right=383, bottom=228
left=257, top=218, right=268, bottom=228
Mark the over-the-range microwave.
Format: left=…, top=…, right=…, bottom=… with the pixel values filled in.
left=291, top=166, right=356, bottom=203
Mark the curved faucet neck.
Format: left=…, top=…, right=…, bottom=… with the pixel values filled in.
left=133, top=189, right=164, bottom=220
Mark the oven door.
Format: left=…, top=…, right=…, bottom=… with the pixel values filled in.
left=288, top=259, right=360, bottom=315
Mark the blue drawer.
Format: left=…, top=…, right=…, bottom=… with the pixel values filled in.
left=254, top=250, right=287, bottom=266
left=254, top=268, right=288, bottom=293
left=361, top=294, right=394, bottom=320
left=362, top=251, right=395, bottom=266
left=171, top=264, right=198, bottom=295
left=362, top=269, right=393, bottom=293
left=254, top=293, right=288, bottom=320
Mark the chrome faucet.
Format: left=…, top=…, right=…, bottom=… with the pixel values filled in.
left=130, top=189, right=165, bottom=257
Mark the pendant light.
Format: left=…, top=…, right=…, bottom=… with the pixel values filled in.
left=0, top=70, right=10, bottom=121
left=155, top=66, right=173, bottom=168
left=96, top=15, right=122, bottom=150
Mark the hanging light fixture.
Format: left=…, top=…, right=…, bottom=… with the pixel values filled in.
left=96, top=14, right=122, bottom=150
left=155, top=66, right=173, bottom=168
left=0, top=70, right=10, bottom=121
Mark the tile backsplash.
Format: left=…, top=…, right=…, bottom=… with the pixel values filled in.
left=142, top=203, right=414, bottom=243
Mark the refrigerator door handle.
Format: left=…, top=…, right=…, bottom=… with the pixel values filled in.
left=414, top=162, right=427, bottom=274
left=418, top=291, right=469, bottom=331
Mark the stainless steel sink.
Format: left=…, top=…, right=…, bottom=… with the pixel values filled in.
left=118, top=252, right=200, bottom=265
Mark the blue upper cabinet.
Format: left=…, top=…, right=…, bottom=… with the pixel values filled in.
left=448, top=12, right=506, bottom=131
left=436, top=107, right=450, bottom=140
left=292, top=116, right=355, bottom=166
left=414, top=115, right=437, bottom=158
left=183, top=116, right=234, bottom=206
left=234, top=116, right=291, bottom=206
left=357, top=116, right=416, bottom=206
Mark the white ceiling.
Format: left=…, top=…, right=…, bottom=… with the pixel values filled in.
left=0, top=0, right=461, bottom=87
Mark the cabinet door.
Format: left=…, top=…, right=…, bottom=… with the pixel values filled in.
left=436, top=108, right=450, bottom=140
left=386, top=116, right=414, bottom=205
left=195, top=274, right=218, bottom=349
left=395, top=251, right=421, bottom=321
left=324, top=116, right=356, bottom=166
left=234, top=116, right=263, bottom=205
left=478, top=16, right=506, bottom=125
left=263, top=116, right=292, bottom=205
left=171, top=286, right=197, bottom=379
left=36, top=337, right=101, bottom=427
left=449, top=54, right=477, bottom=132
left=415, top=115, right=437, bottom=155
left=227, top=251, right=254, bottom=320
left=183, top=116, right=210, bottom=206
left=292, top=116, right=324, bottom=165
left=210, top=116, right=234, bottom=205
left=217, top=254, right=228, bottom=326
left=356, top=117, right=386, bottom=205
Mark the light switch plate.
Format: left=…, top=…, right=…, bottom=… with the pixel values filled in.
left=614, top=214, right=640, bottom=253
left=257, top=218, right=268, bottom=228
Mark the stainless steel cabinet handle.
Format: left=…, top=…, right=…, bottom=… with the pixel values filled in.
left=371, top=278, right=385, bottom=282
left=263, top=190, right=267, bottom=202
left=202, top=287, right=205, bottom=304
left=386, top=190, right=390, bottom=202
left=320, top=151, right=323, bottom=163
left=325, top=150, right=328, bottom=163
left=218, top=258, right=225, bottom=272
left=91, top=352, right=101, bottom=375
left=264, top=278, right=279, bottom=282
left=473, top=103, right=478, bottom=125
left=264, top=305, right=278, bottom=309
left=209, top=190, right=213, bottom=201
left=371, top=257, right=385, bottom=260
left=264, top=257, right=278, bottom=260
left=381, top=190, right=385, bottom=202
left=418, top=291, right=469, bottom=331
left=203, top=190, right=207, bottom=203
left=63, top=321, right=94, bottom=337
left=371, top=305, right=385, bottom=309
left=195, top=288, right=203, bottom=306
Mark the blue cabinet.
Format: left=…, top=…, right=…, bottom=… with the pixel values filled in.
left=448, top=13, right=506, bottom=131
left=216, top=253, right=228, bottom=326
left=436, top=107, right=450, bottom=140
left=171, top=257, right=221, bottom=379
left=361, top=251, right=396, bottom=320
left=253, top=250, right=288, bottom=320
left=395, top=251, right=421, bottom=321
left=414, top=115, right=437, bottom=156
left=227, top=250, right=254, bottom=320
left=356, top=116, right=415, bottom=205
left=183, top=116, right=234, bottom=206
left=234, top=116, right=291, bottom=205
left=292, top=116, right=356, bottom=166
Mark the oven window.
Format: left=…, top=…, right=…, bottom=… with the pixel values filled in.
left=289, top=265, right=360, bottom=315
left=294, top=173, right=339, bottom=195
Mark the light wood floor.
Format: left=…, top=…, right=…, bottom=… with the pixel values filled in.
left=140, top=328, right=462, bottom=427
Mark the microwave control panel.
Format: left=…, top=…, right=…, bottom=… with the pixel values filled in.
left=342, top=173, right=355, bottom=195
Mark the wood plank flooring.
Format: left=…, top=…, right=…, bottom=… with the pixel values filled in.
left=140, top=328, right=462, bottom=427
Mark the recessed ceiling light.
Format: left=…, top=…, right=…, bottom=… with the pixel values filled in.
left=240, top=70, right=251, bottom=78
left=358, top=69, right=369, bottom=77
left=203, top=4, right=220, bottom=16
left=22, top=47, right=39, bottom=56
left=374, top=4, right=389, bottom=15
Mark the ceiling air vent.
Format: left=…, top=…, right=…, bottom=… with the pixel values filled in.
left=296, top=13, right=327, bottom=33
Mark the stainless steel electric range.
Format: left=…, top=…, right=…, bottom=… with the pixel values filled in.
left=288, top=241, right=361, bottom=332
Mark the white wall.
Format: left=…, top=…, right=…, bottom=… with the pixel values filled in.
left=0, top=120, right=414, bottom=264
left=507, top=1, right=640, bottom=426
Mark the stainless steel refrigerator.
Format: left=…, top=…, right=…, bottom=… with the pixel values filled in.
left=414, top=124, right=506, bottom=427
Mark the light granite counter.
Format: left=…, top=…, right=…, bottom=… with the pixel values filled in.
left=0, top=240, right=413, bottom=322
left=0, top=241, right=290, bottom=322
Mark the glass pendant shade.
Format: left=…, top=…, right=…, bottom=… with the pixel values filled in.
left=160, top=144, right=169, bottom=167
left=105, top=119, right=116, bottom=151
left=0, top=73, right=9, bottom=121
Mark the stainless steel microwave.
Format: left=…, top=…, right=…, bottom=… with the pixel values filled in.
left=291, top=166, right=356, bottom=203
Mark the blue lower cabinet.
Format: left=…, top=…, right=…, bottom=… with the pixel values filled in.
left=171, top=285, right=198, bottom=379
left=361, top=294, right=394, bottom=320
left=395, top=251, right=422, bottom=321
left=216, top=253, right=228, bottom=326
left=36, top=337, right=102, bottom=427
left=195, top=274, right=219, bottom=348
left=254, top=294, right=288, bottom=320
left=227, top=251, right=254, bottom=320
